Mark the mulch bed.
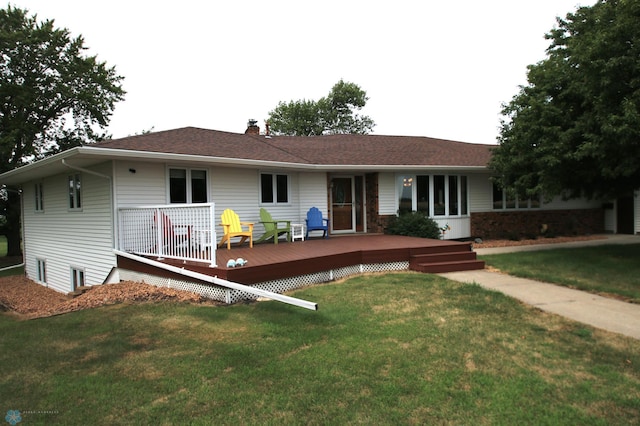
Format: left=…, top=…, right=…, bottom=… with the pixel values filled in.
left=0, top=276, right=221, bottom=319
left=0, top=235, right=607, bottom=319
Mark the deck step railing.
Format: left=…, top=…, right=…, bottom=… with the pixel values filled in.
left=118, top=203, right=216, bottom=267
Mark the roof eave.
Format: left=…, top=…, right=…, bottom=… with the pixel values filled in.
left=0, top=145, right=490, bottom=186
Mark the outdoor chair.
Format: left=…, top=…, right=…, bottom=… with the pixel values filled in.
left=153, top=211, right=193, bottom=256
left=256, top=208, right=291, bottom=244
left=305, top=207, right=330, bottom=239
left=218, top=209, right=254, bottom=250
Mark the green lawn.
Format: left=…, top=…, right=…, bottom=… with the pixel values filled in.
left=1, top=273, right=638, bottom=425
left=480, top=243, right=640, bottom=302
left=0, top=235, right=6, bottom=256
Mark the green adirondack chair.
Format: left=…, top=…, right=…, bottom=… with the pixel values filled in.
left=256, top=208, right=291, bottom=244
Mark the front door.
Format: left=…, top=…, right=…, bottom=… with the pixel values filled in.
left=331, top=176, right=365, bottom=233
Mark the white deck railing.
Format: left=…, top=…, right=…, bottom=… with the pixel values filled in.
left=118, top=203, right=216, bottom=267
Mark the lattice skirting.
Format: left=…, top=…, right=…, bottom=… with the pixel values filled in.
left=118, top=261, right=409, bottom=304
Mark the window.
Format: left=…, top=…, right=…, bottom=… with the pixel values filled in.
left=398, top=175, right=413, bottom=214
left=169, top=168, right=208, bottom=203
left=68, top=174, right=81, bottom=209
left=396, top=174, right=468, bottom=217
left=260, top=173, right=289, bottom=205
left=433, top=175, right=446, bottom=215
left=448, top=176, right=458, bottom=215
left=36, top=258, right=47, bottom=284
left=416, top=175, right=429, bottom=214
left=460, top=176, right=468, bottom=215
left=71, top=267, right=85, bottom=290
left=492, top=183, right=541, bottom=210
left=35, top=182, right=44, bottom=212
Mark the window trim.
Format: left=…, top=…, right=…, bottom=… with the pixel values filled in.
left=36, top=258, right=47, bottom=285
left=396, top=173, right=469, bottom=218
left=70, top=266, right=85, bottom=291
left=34, top=182, right=44, bottom=212
left=259, top=172, right=291, bottom=206
left=68, top=174, right=82, bottom=211
left=492, top=183, right=542, bottom=210
left=167, top=167, right=209, bottom=204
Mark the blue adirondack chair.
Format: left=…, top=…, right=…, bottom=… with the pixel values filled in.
left=305, top=207, right=330, bottom=239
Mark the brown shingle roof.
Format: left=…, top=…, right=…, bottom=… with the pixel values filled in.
left=96, top=127, right=493, bottom=167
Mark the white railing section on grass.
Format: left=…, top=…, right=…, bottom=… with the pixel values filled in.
left=118, top=203, right=216, bottom=267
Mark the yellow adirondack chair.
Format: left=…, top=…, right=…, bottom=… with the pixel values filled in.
left=218, top=209, right=254, bottom=250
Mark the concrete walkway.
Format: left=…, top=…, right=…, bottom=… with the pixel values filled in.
left=439, top=234, right=640, bottom=340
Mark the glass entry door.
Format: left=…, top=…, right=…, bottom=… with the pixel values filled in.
left=331, top=176, right=364, bottom=233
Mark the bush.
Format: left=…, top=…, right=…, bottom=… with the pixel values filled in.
left=385, top=212, right=442, bottom=239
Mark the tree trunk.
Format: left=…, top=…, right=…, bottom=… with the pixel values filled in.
left=5, top=190, right=22, bottom=257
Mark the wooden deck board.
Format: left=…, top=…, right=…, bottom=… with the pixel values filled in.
left=117, top=235, right=477, bottom=285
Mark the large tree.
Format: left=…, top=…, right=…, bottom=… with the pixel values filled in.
left=0, top=6, right=125, bottom=256
left=267, top=79, right=375, bottom=136
left=490, top=0, right=640, bottom=201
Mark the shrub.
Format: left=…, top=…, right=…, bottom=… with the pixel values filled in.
left=385, top=212, right=442, bottom=239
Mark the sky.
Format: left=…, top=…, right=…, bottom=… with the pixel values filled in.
left=13, top=0, right=595, bottom=144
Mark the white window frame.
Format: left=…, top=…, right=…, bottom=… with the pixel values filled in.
left=492, top=183, right=542, bottom=210
left=68, top=174, right=82, bottom=211
left=396, top=174, right=469, bottom=217
left=34, top=182, right=44, bottom=212
left=167, top=167, right=209, bottom=204
left=36, top=258, right=47, bottom=285
left=259, top=172, right=291, bottom=206
left=70, top=266, right=85, bottom=291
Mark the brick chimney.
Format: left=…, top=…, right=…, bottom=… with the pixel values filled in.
left=245, top=119, right=260, bottom=135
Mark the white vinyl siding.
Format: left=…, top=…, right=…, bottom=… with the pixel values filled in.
left=297, top=172, right=328, bottom=220
left=210, top=167, right=307, bottom=240
left=114, top=161, right=167, bottom=207
left=468, top=173, right=493, bottom=212
left=542, top=197, right=602, bottom=210
left=470, top=173, right=603, bottom=213
left=378, top=173, right=396, bottom=215
left=22, top=162, right=115, bottom=293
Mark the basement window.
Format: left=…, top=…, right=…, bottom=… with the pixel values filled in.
left=71, top=267, right=85, bottom=291
left=36, top=258, right=47, bottom=284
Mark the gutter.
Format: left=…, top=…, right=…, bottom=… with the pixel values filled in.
left=113, top=250, right=318, bottom=311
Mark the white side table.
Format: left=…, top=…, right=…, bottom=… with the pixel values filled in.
left=291, top=223, right=305, bottom=241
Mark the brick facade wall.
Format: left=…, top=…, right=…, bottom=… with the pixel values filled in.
left=470, top=208, right=605, bottom=240
left=364, top=173, right=394, bottom=233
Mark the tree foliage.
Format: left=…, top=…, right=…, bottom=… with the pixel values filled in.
left=0, top=6, right=126, bottom=255
left=490, top=0, right=640, bottom=200
left=267, top=79, right=375, bottom=136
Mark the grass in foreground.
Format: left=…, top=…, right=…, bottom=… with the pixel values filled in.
left=480, top=243, right=640, bottom=302
left=1, top=273, right=638, bottom=425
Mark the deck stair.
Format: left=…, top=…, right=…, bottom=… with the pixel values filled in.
left=409, top=242, right=485, bottom=273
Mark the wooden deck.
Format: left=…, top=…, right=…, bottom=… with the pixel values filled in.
left=116, top=235, right=485, bottom=286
